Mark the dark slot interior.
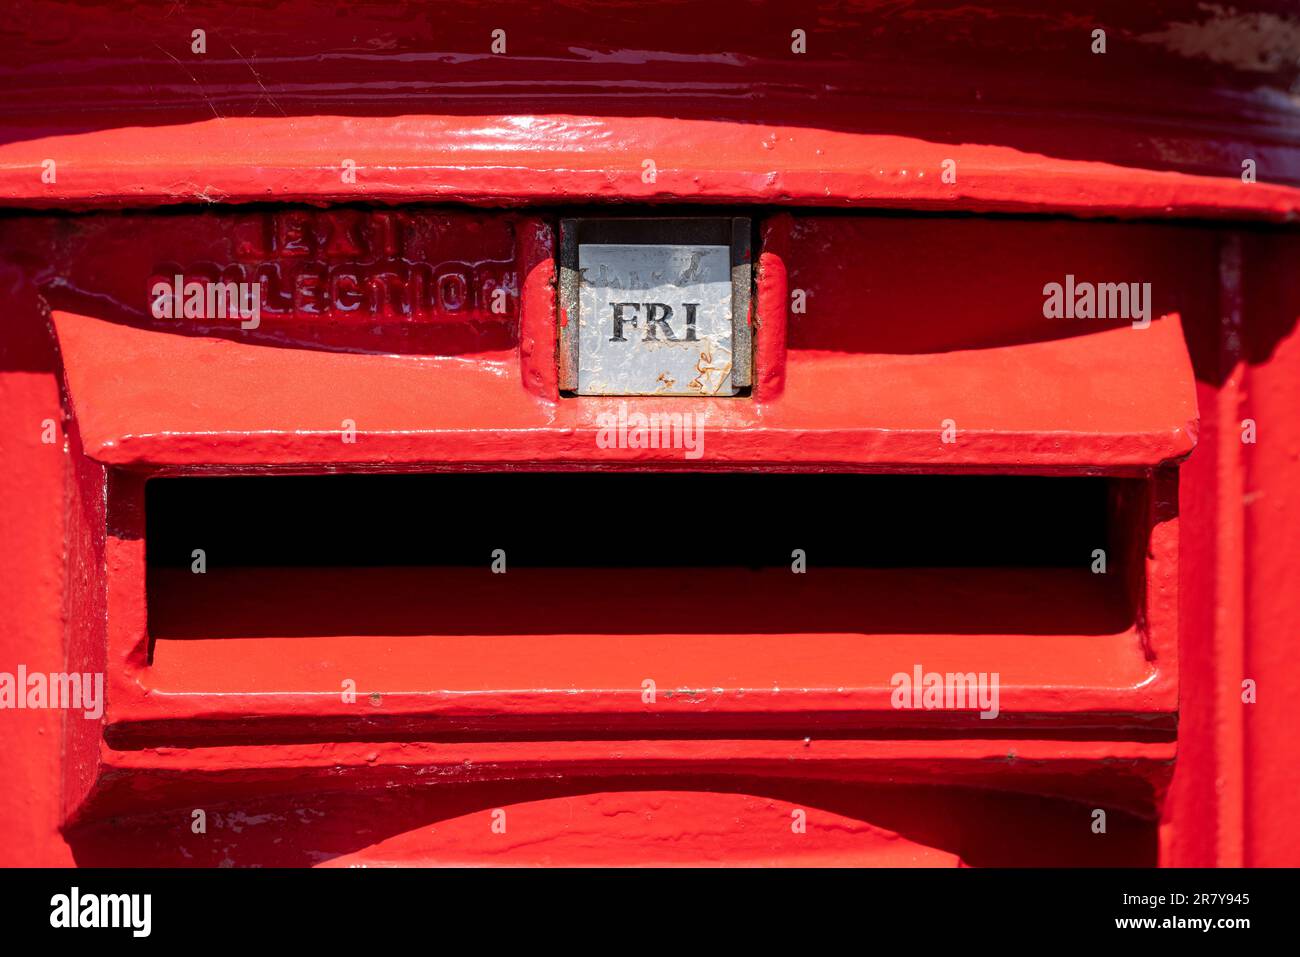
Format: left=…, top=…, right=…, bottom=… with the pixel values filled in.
left=145, top=473, right=1137, bottom=642
left=146, top=473, right=1108, bottom=569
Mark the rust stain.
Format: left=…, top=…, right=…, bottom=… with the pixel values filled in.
left=688, top=348, right=733, bottom=395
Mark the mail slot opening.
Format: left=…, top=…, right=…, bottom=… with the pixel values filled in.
left=145, top=473, right=1138, bottom=655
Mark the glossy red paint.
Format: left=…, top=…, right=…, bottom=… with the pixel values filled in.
left=2, top=2, right=1300, bottom=219
left=0, top=1, right=1297, bottom=867
left=5, top=113, right=1299, bottom=221
left=64, top=781, right=1158, bottom=868
left=31, top=212, right=1200, bottom=471
left=13, top=210, right=1191, bottom=859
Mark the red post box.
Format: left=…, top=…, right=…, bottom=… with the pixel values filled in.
left=0, top=0, right=1297, bottom=869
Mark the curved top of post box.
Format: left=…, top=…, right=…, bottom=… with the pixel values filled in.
left=0, top=1, right=1297, bottom=219
left=0, top=114, right=1297, bottom=221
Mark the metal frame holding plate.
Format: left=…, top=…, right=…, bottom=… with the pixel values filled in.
left=558, top=217, right=751, bottom=396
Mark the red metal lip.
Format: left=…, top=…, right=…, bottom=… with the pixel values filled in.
left=41, top=211, right=1201, bottom=471
left=3, top=114, right=1298, bottom=220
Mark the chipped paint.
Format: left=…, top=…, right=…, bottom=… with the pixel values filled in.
left=1140, top=4, right=1300, bottom=79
